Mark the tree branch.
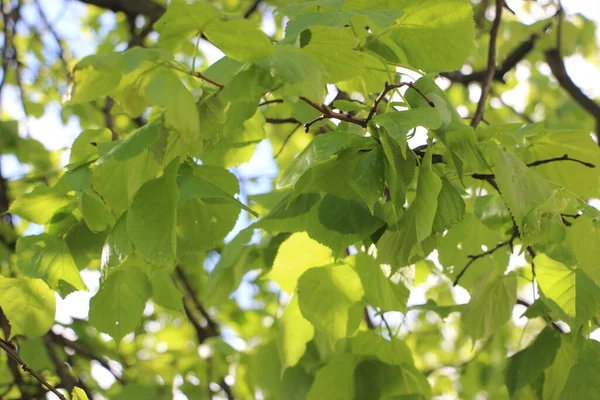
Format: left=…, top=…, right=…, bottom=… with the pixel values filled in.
left=453, top=228, right=518, bottom=286
left=175, top=266, right=219, bottom=339
left=76, top=0, right=165, bottom=21
left=0, top=338, right=67, bottom=400
left=471, top=0, right=503, bottom=128
left=545, top=49, right=600, bottom=138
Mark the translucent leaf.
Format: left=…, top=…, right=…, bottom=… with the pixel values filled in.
left=351, top=331, right=413, bottom=366
left=16, top=235, right=86, bottom=297
left=302, top=26, right=364, bottom=82
left=69, top=128, right=112, bottom=165
left=388, top=0, right=475, bottom=72
left=8, top=186, right=73, bottom=225
left=176, top=165, right=242, bottom=254
left=346, top=253, right=409, bottom=313
left=89, top=266, right=151, bottom=343
left=285, top=9, right=404, bottom=39
left=92, top=151, right=160, bottom=217
left=372, top=108, right=442, bottom=157
left=307, top=353, right=359, bottom=400
left=127, top=160, right=179, bottom=266
left=567, top=216, right=600, bottom=284
left=297, top=264, right=364, bottom=339
left=278, top=295, right=315, bottom=371
left=461, top=272, right=516, bottom=340
left=0, top=276, right=55, bottom=338
left=267, top=232, right=333, bottom=294
left=70, top=65, right=121, bottom=103
left=101, top=214, right=133, bottom=279
left=379, top=128, right=415, bottom=211
left=205, top=19, right=274, bottom=62
left=534, top=254, right=600, bottom=329
left=155, top=1, right=219, bottom=48
left=145, top=70, right=200, bottom=142
left=505, top=327, right=561, bottom=396
left=414, top=152, right=443, bottom=242
left=78, top=191, right=113, bottom=233
left=100, top=123, right=161, bottom=162
left=72, top=387, right=89, bottom=400
left=432, top=177, right=465, bottom=233
left=148, top=269, right=183, bottom=312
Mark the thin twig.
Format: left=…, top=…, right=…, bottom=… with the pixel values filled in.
left=259, top=99, right=284, bottom=106
left=366, top=81, right=435, bottom=122
left=453, top=229, right=518, bottom=286
left=189, top=71, right=225, bottom=88
left=274, top=123, right=302, bottom=158
left=0, top=338, right=67, bottom=400
left=516, top=299, right=565, bottom=333
left=265, top=117, right=301, bottom=125
left=175, top=266, right=219, bottom=338
left=527, top=153, right=595, bottom=168
left=471, top=0, right=503, bottom=128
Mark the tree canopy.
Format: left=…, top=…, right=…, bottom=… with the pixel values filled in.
left=1, top=0, right=600, bottom=399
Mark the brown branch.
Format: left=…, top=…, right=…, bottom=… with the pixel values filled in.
left=300, top=96, right=367, bottom=130
left=259, top=99, right=284, bottom=107
left=527, top=153, right=595, bottom=168
left=0, top=338, right=67, bottom=400
left=175, top=266, right=219, bottom=339
left=265, top=117, right=301, bottom=125
left=516, top=299, right=565, bottom=333
left=47, top=332, right=125, bottom=384
left=471, top=0, right=503, bottom=128
left=76, top=0, right=165, bottom=21
left=441, top=27, right=547, bottom=85
left=243, top=0, right=262, bottom=18
left=453, top=228, right=518, bottom=286
left=363, top=308, right=375, bottom=330
left=545, top=49, right=600, bottom=138
left=42, top=336, right=77, bottom=393
left=366, top=81, right=435, bottom=122
left=189, top=71, right=225, bottom=88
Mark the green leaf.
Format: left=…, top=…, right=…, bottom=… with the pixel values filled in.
left=79, top=191, right=114, bottom=233
left=267, top=232, right=333, bottom=294
left=205, top=19, right=274, bottom=62
left=560, top=340, right=600, bottom=400
left=414, top=152, right=443, bottom=242
left=489, top=146, right=557, bottom=243
left=278, top=295, right=315, bottom=371
left=372, top=108, right=442, bottom=157
left=20, top=338, right=53, bottom=371
left=8, top=186, right=73, bottom=224
left=0, top=276, right=55, bottom=338
left=567, top=216, right=600, bottom=284
left=89, top=266, right=151, bottom=342
left=302, top=26, right=364, bottom=82
left=461, top=272, right=516, bottom=340
left=69, top=128, right=112, bottom=165
left=351, top=330, right=413, bottom=366
left=379, top=128, right=415, bottom=211
left=534, top=254, right=600, bottom=329
left=155, top=1, right=219, bottom=48
left=92, top=150, right=160, bottom=217
left=505, top=327, right=561, bottom=396
left=355, top=360, right=432, bottom=399
left=16, top=235, right=86, bottom=296
left=176, top=165, right=242, bottom=254
left=297, top=264, right=364, bottom=339
left=278, top=132, right=372, bottom=188
left=543, top=338, right=577, bottom=400
left=100, top=123, right=161, bottom=162
left=432, top=177, right=465, bottom=233
left=127, top=160, right=180, bottom=266
left=307, top=353, right=359, bottom=400
left=346, top=253, right=409, bottom=313
left=70, top=65, right=121, bottom=103
left=72, top=387, right=89, bottom=400
left=350, top=147, right=385, bottom=212
left=145, top=70, right=200, bottom=142
left=148, top=269, right=183, bottom=311
left=101, top=214, right=133, bottom=278
left=387, top=0, right=475, bottom=72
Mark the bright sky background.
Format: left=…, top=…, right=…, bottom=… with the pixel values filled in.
left=1, top=0, right=599, bottom=397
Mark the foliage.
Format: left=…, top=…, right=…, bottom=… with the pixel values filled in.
left=0, top=0, right=600, bottom=399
